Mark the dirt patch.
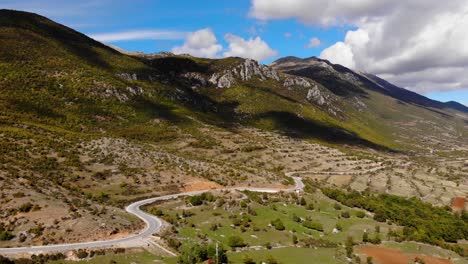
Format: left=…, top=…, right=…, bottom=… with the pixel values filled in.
left=182, top=178, right=222, bottom=192
left=451, top=196, right=466, bottom=212
left=357, top=245, right=452, bottom=264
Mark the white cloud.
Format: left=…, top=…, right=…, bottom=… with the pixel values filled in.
left=223, top=34, right=278, bottom=61
left=284, top=32, right=292, bottom=38
left=306, top=37, right=322, bottom=48
left=320, top=42, right=355, bottom=69
left=90, top=30, right=188, bottom=42
left=171, top=28, right=223, bottom=58
left=251, top=0, right=468, bottom=93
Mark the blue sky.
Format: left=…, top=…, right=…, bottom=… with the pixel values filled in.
left=1, top=0, right=467, bottom=105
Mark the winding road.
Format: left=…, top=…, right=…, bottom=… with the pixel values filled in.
left=0, top=176, right=304, bottom=255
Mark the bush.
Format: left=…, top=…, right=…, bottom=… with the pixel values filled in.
left=75, top=249, right=88, bottom=259
left=292, top=214, right=301, bottom=222
left=356, top=211, right=365, bottom=218
left=189, top=195, right=203, bottom=206
left=302, top=221, right=323, bottom=232
left=341, top=211, right=350, bottom=218
left=271, top=218, right=285, bottom=231
left=18, top=202, right=34, bottom=213
left=0, top=231, right=13, bottom=241
left=228, top=236, right=247, bottom=248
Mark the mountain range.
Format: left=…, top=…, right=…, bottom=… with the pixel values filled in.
left=1, top=9, right=467, bottom=154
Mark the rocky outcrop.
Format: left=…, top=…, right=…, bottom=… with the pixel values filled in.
left=284, top=77, right=311, bottom=88
left=209, top=72, right=235, bottom=88
left=209, top=59, right=280, bottom=88
left=116, top=73, right=138, bottom=81
left=305, top=85, right=340, bottom=117
left=306, top=85, right=326, bottom=106
left=182, top=72, right=208, bottom=88
left=92, top=80, right=144, bottom=102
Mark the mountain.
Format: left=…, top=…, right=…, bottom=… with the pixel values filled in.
left=271, top=56, right=468, bottom=151
left=0, top=9, right=467, bottom=251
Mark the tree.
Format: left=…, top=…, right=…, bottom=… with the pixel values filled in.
left=292, top=234, right=298, bottom=244
left=207, top=243, right=228, bottom=264
left=362, top=232, right=369, bottom=243
left=345, top=236, right=354, bottom=258
left=299, top=197, right=307, bottom=206
left=189, top=195, right=203, bottom=206
left=178, top=243, right=226, bottom=264
left=367, top=256, right=373, bottom=264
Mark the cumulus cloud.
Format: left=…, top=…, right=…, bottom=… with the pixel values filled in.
left=306, top=37, right=322, bottom=48
left=223, top=34, right=278, bottom=61
left=90, top=30, right=187, bottom=42
left=250, top=0, right=468, bottom=93
left=171, top=28, right=223, bottom=58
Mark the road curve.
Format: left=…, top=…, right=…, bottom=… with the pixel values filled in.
left=0, top=177, right=304, bottom=255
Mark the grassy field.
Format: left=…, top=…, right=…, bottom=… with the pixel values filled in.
left=227, top=247, right=344, bottom=264
left=148, top=190, right=390, bottom=250
left=50, top=249, right=163, bottom=264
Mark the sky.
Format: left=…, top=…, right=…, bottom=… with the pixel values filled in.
left=1, top=0, right=468, bottom=105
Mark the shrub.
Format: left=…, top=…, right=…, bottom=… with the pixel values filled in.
left=271, top=218, right=285, bottom=231
left=18, top=202, right=34, bottom=213
left=341, top=211, right=350, bottom=218
left=356, top=211, right=365, bottom=218
left=0, top=231, right=13, bottom=241
left=302, top=221, right=323, bottom=232
left=228, top=236, right=247, bottom=248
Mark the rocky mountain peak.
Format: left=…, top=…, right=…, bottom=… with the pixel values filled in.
left=208, top=58, right=280, bottom=88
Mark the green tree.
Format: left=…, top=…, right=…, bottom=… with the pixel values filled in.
left=362, top=232, right=369, bottom=243
left=345, top=236, right=354, bottom=258
left=299, top=197, right=307, bottom=206
left=292, top=234, right=298, bottom=244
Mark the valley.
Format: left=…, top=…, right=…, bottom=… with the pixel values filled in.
left=0, top=9, right=466, bottom=264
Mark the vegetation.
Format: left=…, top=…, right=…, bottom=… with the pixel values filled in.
left=177, top=243, right=227, bottom=264
left=322, top=187, right=468, bottom=254
left=302, top=220, right=324, bottom=232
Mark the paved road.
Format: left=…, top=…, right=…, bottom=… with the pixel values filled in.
left=0, top=177, right=304, bottom=255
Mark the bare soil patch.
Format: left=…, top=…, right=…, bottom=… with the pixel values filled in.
left=451, top=196, right=466, bottom=211
left=182, top=178, right=222, bottom=192
left=358, top=245, right=452, bottom=264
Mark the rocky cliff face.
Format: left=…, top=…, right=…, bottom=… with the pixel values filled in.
left=208, top=59, right=280, bottom=88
